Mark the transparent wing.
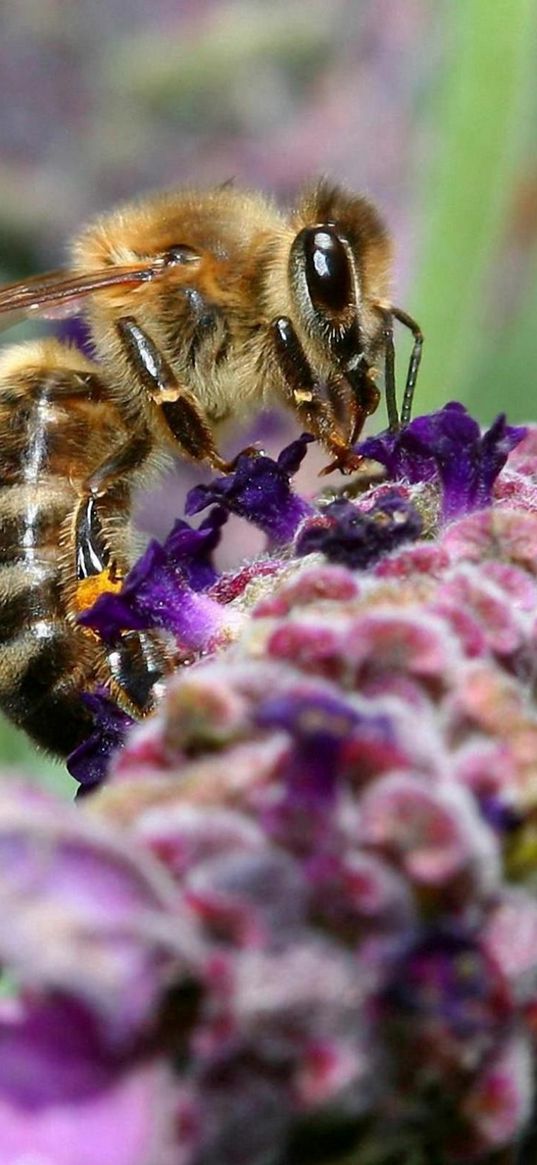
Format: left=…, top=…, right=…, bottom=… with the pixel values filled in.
left=0, top=259, right=174, bottom=334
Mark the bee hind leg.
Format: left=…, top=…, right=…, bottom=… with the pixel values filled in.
left=73, top=492, right=171, bottom=717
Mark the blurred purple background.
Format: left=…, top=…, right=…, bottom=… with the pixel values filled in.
left=0, top=0, right=439, bottom=292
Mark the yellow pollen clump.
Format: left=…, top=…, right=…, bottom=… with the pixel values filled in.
left=75, top=570, right=123, bottom=614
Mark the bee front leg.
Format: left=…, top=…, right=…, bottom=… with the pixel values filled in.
left=373, top=307, right=399, bottom=433
left=390, top=306, right=423, bottom=426
left=270, top=316, right=368, bottom=475
left=115, top=316, right=234, bottom=472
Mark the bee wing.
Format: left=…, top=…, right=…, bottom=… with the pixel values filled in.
left=0, top=259, right=173, bottom=334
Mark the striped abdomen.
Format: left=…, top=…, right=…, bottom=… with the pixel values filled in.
left=0, top=339, right=162, bottom=756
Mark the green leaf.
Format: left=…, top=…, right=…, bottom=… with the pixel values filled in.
left=408, top=0, right=535, bottom=413
left=0, top=714, right=73, bottom=797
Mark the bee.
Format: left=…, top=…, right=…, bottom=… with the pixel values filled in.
left=0, top=180, right=422, bottom=758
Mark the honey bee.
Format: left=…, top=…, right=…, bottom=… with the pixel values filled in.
left=0, top=180, right=422, bottom=758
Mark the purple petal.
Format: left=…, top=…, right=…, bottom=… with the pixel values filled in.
left=0, top=995, right=175, bottom=1165
left=67, top=691, right=134, bottom=792
left=0, top=783, right=196, bottom=1037
left=185, top=435, right=315, bottom=545
left=382, top=929, right=511, bottom=1056
left=276, top=434, right=314, bottom=476
left=296, top=490, right=422, bottom=568
left=480, top=413, right=528, bottom=499
left=256, top=687, right=361, bottom=804
left=358, top=403, right=527, bottom=521
left=161, top=506, right=228, bottom=592
left=358, top=429, right=437, bottom=484
left=80, top=539, right=235, bottom=652
left=477, top=794, right=521, bottom=834
left=255, top=686, right=394, bottom=817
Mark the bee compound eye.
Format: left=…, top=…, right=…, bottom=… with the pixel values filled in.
left=303, top=227, right=353, bottom=314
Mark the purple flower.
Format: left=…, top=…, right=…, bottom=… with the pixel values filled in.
left=383, top=928, right=511, bottom=1050
left=358, top=402, right=527, bottom=521
left=79, top=511, right=238, bottom=652
left=185, top=435, right=315, bottom=544
left=0, top=781, right=197, bottom=1038
left=256, top=686, right=365, bottom=807
left=296, top=490, right=422, bottom=568
left=78, top=438, right=316, bottom=665
left=158, top=506, right=229, bottom=591
left=255, top=686, right=397, bottom=820
left=0, top=994, right=175, bottom=1165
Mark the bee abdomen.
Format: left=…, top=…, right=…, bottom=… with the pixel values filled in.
left=0, top=343, right=114, bottom=755
left=0, top=528, right=95, bottom=756
left=0, top=616, right=94, bottom=755
left=0, top=561, right=61, bottom=642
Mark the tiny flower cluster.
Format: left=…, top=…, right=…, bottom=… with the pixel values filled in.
left=1, top=403, right=537, bottom=1165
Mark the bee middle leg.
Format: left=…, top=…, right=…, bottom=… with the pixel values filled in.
left=115, top=316, right=234, bottom=472
left=270, top=316, right=378, bottom=474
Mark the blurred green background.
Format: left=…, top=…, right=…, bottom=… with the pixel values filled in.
left=0, top=0, right=535, bottom=787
